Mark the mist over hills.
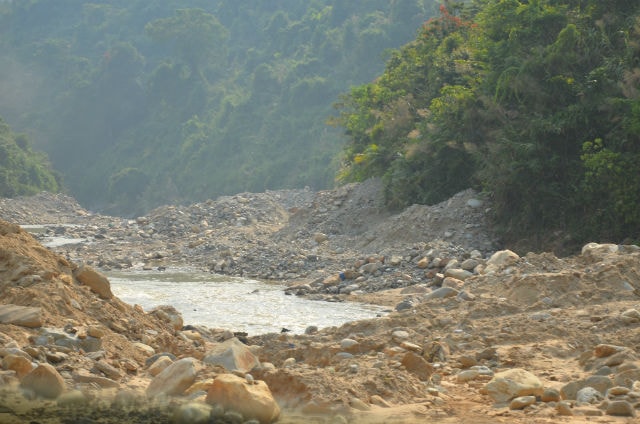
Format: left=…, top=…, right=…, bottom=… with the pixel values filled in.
left=0, top=0, right=437, bottom=216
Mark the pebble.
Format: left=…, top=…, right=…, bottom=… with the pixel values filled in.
left=556, top=400, right=573, bottom=416
left=456, top=369, right=480, bottom=383
left=340, top=339, right=358, bottom=350
left=541, top=388, right=560, bottom=402
left=509, top=395, right=536, bottom=410
left=391, top=330, right=409, bottom=343
left=349, top=397, right=370, bottom=411
left=605, top=400, right=636, bottom=417
left=576, top=386, right=602, bottom=404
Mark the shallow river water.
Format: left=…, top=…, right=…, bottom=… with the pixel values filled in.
left=108, top=270, right=387, bottom=335
left=22, top=224, right=387, bottom=335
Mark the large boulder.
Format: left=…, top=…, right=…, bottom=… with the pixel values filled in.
left=485, top=368, right=543, bottom=403
left=0, top=304, right=42, bottom=328
left=206, top=373, right=280, bottom=424
left=74, top=265, right=113, bottom=299
left=146, top=357, right=198, bottom=397
left=21, top=363, right=66, bottom=399
left=202, top=338, right=260, bottom=373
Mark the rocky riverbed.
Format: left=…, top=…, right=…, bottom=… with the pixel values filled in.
left=0, top=180, right=639, bottom=423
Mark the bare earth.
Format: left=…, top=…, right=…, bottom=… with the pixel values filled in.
left=0, top=181, right=639, bottom=423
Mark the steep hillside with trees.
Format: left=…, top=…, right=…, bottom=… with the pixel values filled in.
left=0, top=117, right=61, bottom=197
left=0, top=0, right=437, bottom=215
left=333, top=0, right=640, bottom=251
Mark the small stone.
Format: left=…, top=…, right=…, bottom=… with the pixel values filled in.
left=485, top=368, right=543, bottom=403
left=2, top=354, right=33, bottom=378
left=46, top=351, right=69, bottom=363
left=485, top=250, right=519, bottom=269
left=456, top=370, right=480, bottom=383
left=370, top=395, right=391, bottom=408
left=350, top=397, right=370, bottom=411
left=444, top=269, right=472, bottom=280
left=206, top=373, right=280, bottom=424
left=460, top=259, right=479, bottom=271
left=442, top=276, right=464, bottom=289
left=607, top=386, right=630, bottom=396
left=509, top=395, right=536, bottom=410
left=466, top=198, right=483, bottom=208
left=21, top=363, right=66, bottom=399
left=613, top=368, right=640, bottom=387
left=0, top=304, right=43, bottom=328
left=283, top=358, right=296, bottom=368
left=620, top=309, right=640, bottom=323
left=400, top=341, right=421, bottom=352
left=391, top=330, right=409, bottom=343
left=556, top=400, right=573, bottom=416
left=424, top=287, right=459, bottom=300
left=72, top=369, right=120, bottom=388
left=581, top=243, right=618, bottom=259
left=74, top=265, right=113, bottom=299
left=458, top=355, right=477, bottom=368
left=401, top=352, right=434, bottom=381
left=133, top=342, right=155, bottom=356
left=304, top=326, right=318, bottom=335
left=594, top=344, right=624, bottom=358
left=148, top=356, right=173, bottom=376
left=146, top=357, right=198, bottom=398
left=313, top=232, right=328, bottom=244
left=395, top=299, right=415, bottom=311
left=94, top=360, right=122, bottom=380
left=417, top=258, right=429, bottom=269
left=576, top=386, right=602, bottom=404
left=541, top=388, right=560, bottom=402
left=606, top=400, right=636, bottom=417
left=87, top=326, right=106, bottom=339
left=340, top=339, right=358, bottom=350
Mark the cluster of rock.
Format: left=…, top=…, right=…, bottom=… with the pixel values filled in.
left=0, top=180, right=498, bottom=291
left=285, top=244, right=513, bottom=305
left=2, top=183, right=640, bottom=422
left=475, top=342, right=639, bottom=418
left=1, top=333, right=283, bottom=423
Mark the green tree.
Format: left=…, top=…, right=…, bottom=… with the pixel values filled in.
left=145, top=8, right=229, bottom=82
left=0, top=117, right=61, bottom=197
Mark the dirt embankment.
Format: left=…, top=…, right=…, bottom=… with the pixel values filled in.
left=0, top=182, right=639, bottom=423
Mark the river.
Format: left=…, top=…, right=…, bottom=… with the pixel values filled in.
left=24, top=224, right=387, bottom=335
left=108, top=270, right=387, bottom=335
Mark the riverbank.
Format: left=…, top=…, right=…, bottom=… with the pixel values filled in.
left=1, top=182, right=639, bottom=423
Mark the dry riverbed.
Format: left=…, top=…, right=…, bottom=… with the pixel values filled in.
left=0, top=181, right=639, bottom=423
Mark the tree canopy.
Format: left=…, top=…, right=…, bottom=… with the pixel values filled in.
left=0, top=0, right=437, bottom=216
left=0, top=117, right=61, bottom=197
left=333, top=0, right=640, bottom=251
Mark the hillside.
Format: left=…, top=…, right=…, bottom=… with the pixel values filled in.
left=0, top=0, right=438, bottom=216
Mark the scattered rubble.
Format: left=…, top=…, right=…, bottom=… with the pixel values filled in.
left=0, top=181, right=639, bottom=423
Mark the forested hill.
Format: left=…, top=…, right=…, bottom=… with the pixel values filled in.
left=0, top=117, right=61, bottom=197
left=334, top=0, right=640, bottom=251
left=0, top=0, right=437, bottom=215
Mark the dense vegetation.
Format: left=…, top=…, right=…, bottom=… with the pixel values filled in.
left=0, top=0, right=437, bottom=215
left=334, top=0, right=640, bottom=250
left=0, top=117, right=61, bottom=197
